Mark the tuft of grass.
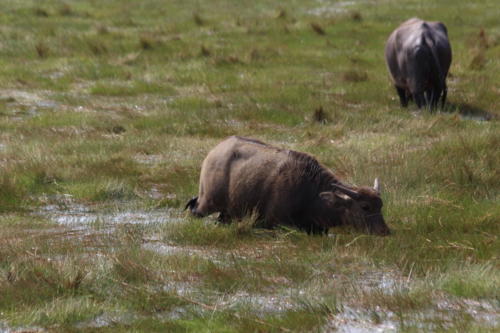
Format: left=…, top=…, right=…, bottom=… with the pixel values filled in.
left=193, top=12, right=205, bottom=26
left=435, top=264, right=499, bottom=299
left=121, top=286, right=189, bottom=314
left=310, top=22, right=326, bottom=35
left=200, top=45, right=211, bottom=57
left=0, top=174, right=27, bottom=212
left=359, top=287, right=431, bottom=313
left=96, top=24, right=109, bottom=35
left=110, top=249, right=159, bottom=284
left=91, top=180, right=138, bottom=202
left=276, top=8, right=287, bottom=19
left=162, top=215, right=260, bottom=248
left=213, top=55, right=243, bottom=66
left=1, top=256, right=89, bottom=310
left=8, top=297, right=104, bottom=327
left=342, top=69, right=368, bottom=82
left=34, top=8, right=50, bottom=17
left=58, top=3, right=74, bottom=16
left=139, top=34, right=157, bottom=50
left=35, top=41, right=50, bottom=58
left=469, top=49, right=486, bottom=70
left=87, top=39, right=108, bottom=55
left=350, top=11, right=363, bottom=21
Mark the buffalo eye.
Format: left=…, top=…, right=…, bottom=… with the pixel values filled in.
left=360, top=203, right=370, bottom=211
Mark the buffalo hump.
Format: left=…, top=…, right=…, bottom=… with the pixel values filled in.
left=186, top=136, right=390, bottom=236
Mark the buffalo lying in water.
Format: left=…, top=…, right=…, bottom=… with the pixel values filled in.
left=185, top=136, right=390, bottom=236
left=385, top=18, right=452, bottom=109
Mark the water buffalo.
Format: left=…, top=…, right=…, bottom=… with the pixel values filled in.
left=185, top=136, right=390, bottom=236
left=385, top=18, right=452, bottom=109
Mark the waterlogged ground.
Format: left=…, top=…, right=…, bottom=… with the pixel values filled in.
left=0, top=203, right=494, bottom=332
left=1, top=0, right=499, bottom=331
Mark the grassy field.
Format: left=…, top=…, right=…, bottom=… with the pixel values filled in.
left=0, top=0, right=499, bottom=331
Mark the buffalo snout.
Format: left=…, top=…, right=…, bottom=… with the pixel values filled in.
left=368, top=215, right=391, bottom=236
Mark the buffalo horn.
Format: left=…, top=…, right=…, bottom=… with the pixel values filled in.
left=331, top=183, right=360, bottom=199
left=373, top=178, right=380, bottom=193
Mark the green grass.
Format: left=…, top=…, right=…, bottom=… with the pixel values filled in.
left=0, top=0, right=499, bottom=331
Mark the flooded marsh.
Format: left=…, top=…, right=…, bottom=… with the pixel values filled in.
left=1, top=0, right=499, bottom=331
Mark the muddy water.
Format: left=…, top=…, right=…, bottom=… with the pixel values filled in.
left=40, top=203, right=182, bottom=229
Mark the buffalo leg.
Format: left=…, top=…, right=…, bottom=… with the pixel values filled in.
left=308, top=224, right=328, bottom=235
left=425, top=90, right=435, bottom=111
left=396, top=86, right=408, bottom=107
left=414, top=92, right=425, bottom=109
left=441, top=83, right=447, bottom=109
left=217, top=211, right=231, bottom=224
left=430, top=88, right=442, bottom=110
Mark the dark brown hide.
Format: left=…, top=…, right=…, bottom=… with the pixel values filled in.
left=186, top=136, right=390, bottom=235
left=385, top=18, right=452, bottom=109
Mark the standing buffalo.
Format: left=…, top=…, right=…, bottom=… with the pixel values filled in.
left=385, top=18, right=452, bottom=109
left=185, top=136, right=390, bottom=236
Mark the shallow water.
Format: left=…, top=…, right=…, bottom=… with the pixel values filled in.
left=328, top=306, right=398, bottom=332
left=142, top=242, right=219, bottom=259
left=458, top=112, right=493, bottom=122
left=329, top=298, right=500, bottom=332
left=0, top=90, right=59, bottom=119
left=75, top=312, right=138, bottom=330
left=31, top=201, right=500, bottom=330
left=308, top=0, right=358, bottom=16
left=39, top=202, right=182, bottom=228
left=0, top=323, right=45, bottom=333
left=218, top=291, right=296, bottom=314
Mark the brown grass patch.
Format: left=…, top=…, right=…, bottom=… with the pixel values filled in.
left=200, top=45, right=211, bottom=57
left=277, top=8, right=287, bottom=19
left=469, top=50, right=486, bottom=70
left=193, top=12, right=205, bottom=26
left=88, top=40, right=108, bottom=55
left=350, top=11, right=362, bottom=21
left=59, top=3, right=74, bottom=16
left=35, top=41, right=50, bottom=58
left=34, top=8, right=50, bottom=17
left=342, top=70, right=368, bottom=82
left=214, top=55, right=242, bottom=66
left=139, top=35, right=156, bottom=50
left=96, top=24, right=109, bottom=35
left=310, top=22, right=326, bottom=35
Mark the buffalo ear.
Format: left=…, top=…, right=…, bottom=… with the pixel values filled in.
left=331, top=183, right=360, bottom=199
left=319, top=192, right=352, bottom=208
left=334, top=193, right=353, bottom=208
left=319, top=192, right=335, bottom=203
